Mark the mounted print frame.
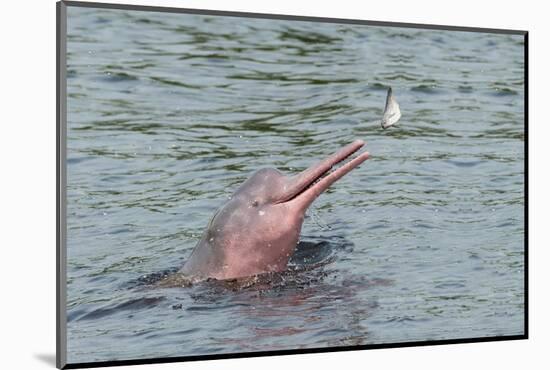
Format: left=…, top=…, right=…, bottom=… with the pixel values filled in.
left=57, top=1, right=528, bottom=368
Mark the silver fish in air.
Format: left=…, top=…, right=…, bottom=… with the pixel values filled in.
left=380, top=87, right=401, bottom=129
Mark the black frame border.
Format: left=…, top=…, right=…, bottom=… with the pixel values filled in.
left=56, top=1, right=529, bottom=369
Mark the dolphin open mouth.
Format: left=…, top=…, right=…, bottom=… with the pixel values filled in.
left=279, top=140, right=370, bottom=210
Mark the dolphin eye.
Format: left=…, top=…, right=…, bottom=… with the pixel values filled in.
left=252, top=200, right=259, bottom=207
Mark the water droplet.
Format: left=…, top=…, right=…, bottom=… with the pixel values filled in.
left=258, top=210, right=265, bottom=216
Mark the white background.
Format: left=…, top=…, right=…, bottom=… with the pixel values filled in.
left=1, top=0, right=547, bottom=369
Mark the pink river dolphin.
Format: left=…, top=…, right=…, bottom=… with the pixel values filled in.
left=179, top=140, right=370, bottom=280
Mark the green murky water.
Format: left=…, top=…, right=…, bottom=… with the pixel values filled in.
left=65, top=6, right=525, bottom=363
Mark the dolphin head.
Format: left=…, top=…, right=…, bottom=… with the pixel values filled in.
left=181, top=140, right=370, bottom=280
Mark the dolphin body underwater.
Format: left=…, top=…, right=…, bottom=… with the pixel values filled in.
left=178, top=140, right=370, bottom=281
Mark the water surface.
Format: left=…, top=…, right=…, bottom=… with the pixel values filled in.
left=66, top=6, right=525, bottom=363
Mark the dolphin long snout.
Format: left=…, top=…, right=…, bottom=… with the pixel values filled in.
left=279, top=140, right=370, bottom=211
